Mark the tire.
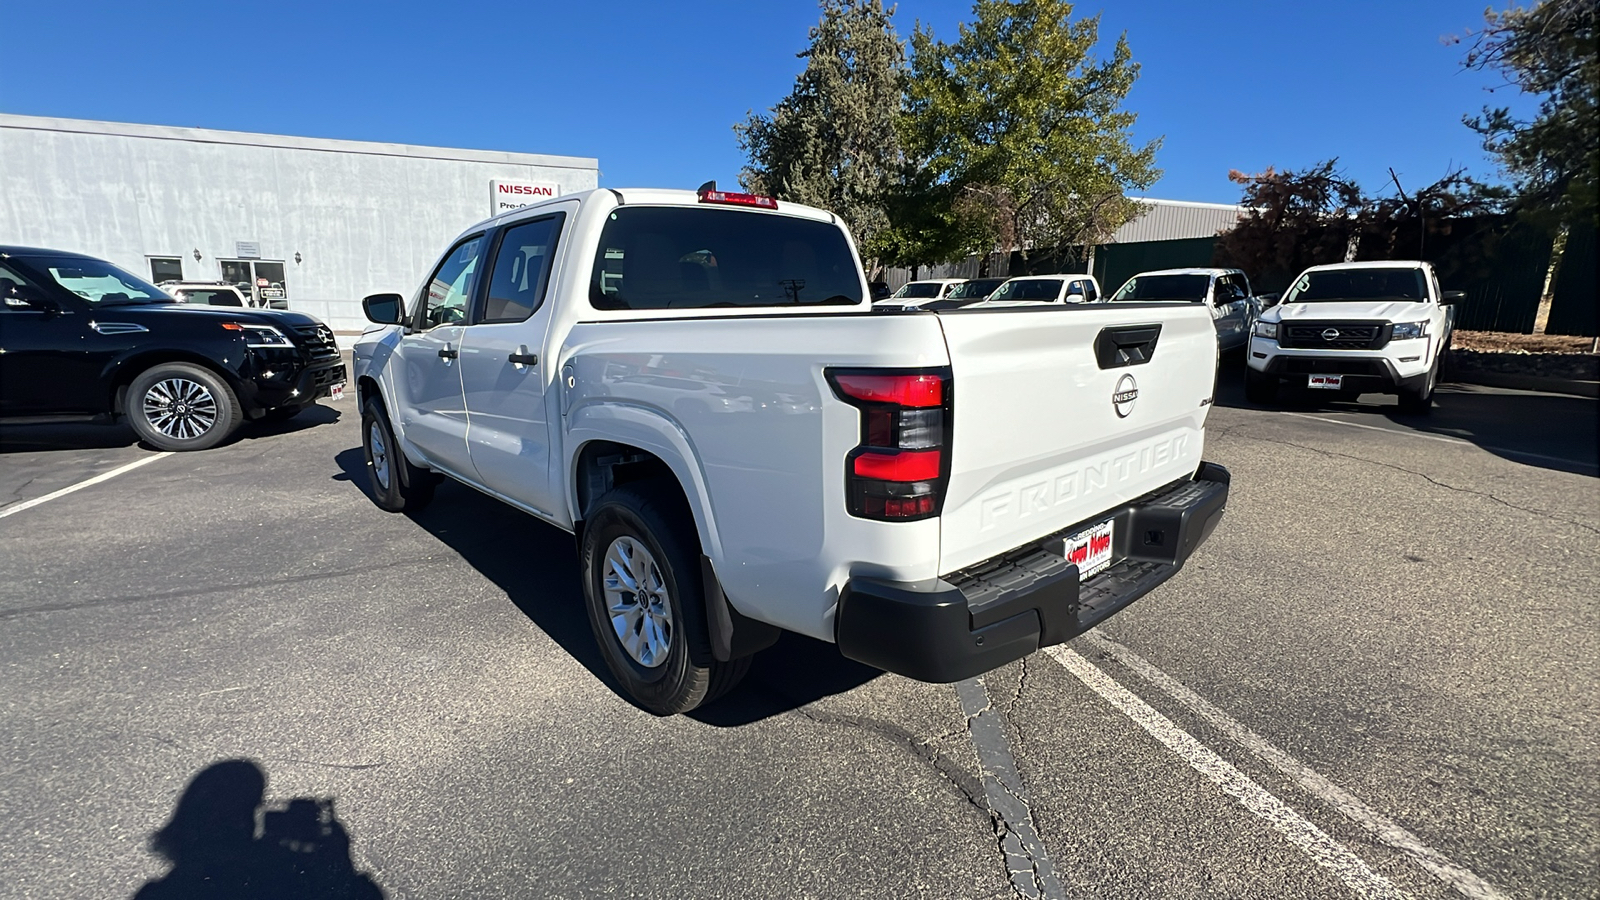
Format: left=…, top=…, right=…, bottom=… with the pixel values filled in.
left=581, top=482, right=750, bottom=715
left=361, top=397, right=435, bottom=512
left=261, top=405, right=308, bottom=423
left=1244, top=367, right=1278, bottom=405
left=1397, top=359, right=1438, bottom=415
left=125, top=362, right=242, bottom=451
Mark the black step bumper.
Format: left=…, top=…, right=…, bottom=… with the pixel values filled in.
left=835, top=462, right=1230, bottom=683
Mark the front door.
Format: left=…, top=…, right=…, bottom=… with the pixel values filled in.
left=0, top=260, right=138, bottom=417
left=459, top=213, right=567, bottom=519
left=391, top=234, right=484, bottom=478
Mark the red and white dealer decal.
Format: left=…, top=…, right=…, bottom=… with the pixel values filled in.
left=1062, top=519, right=1115, bottom=580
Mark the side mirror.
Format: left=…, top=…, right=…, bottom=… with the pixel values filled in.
left=1441, top=290, right=1466, bottom=304
left=362, top=293, right=405, bottom=325
left=1064, top=292, right=1086, bottom=304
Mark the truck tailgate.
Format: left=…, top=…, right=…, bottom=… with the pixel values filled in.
left=936, top=303, right=1217, bottom=573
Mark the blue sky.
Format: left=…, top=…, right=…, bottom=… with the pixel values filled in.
left=2, top=0, right=1535, bottom=204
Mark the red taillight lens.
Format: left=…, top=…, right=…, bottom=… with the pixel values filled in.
left=827, top=368, right=951, bottom=522
left=698, top=188, right=779, bottom=209
left=831, top=373, right=943, bottom=407
left=853, top=450, right=942, bottom=481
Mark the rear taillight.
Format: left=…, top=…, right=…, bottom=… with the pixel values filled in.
left=827, top=368, right=952, bottom=521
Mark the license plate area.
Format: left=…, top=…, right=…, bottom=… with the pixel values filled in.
left=1057, top=519, right=1115, bottom=581
left=1307, top=374, right=1344, bottom=390
left=327, top=381, right=347, bottom=401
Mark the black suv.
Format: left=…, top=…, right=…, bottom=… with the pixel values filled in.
left=0, top=246, right=346, bottom=450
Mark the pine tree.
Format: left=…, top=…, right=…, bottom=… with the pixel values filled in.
left=735, top=0, right=906, bottom=268
left=903, top=0, right=1160, bottom=260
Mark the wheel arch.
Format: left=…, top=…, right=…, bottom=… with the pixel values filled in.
left=567, top=427, right=721, bottom=564
left=108, top=351, right=245, bottom=417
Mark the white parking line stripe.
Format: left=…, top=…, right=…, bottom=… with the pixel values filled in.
left=1286, top=413, right=1473, bottom=445
left=0, top=453, right=174, bottom=521
left=1044, top=645, right=1409, bottom=900
left=1079, top=632, right=1509, bottom=900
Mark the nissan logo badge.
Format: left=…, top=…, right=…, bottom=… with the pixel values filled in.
left=1112, top=374, right=1138, bottom=418
left=1321, top=328, right=1341, bottom=341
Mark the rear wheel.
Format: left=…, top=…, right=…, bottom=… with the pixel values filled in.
left=126, top=363, right=242, bottom=451
left=581, top=482, right=750, bottom=715
left=361, top=397, right=435, bottom=512
left=1244, top=367, right=1278, bottom=405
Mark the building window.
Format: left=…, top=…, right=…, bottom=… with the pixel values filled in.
left=149, top=257, right=184, bottom=284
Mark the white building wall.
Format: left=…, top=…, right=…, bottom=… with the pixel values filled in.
left=0, top=114, right=599, bottom=331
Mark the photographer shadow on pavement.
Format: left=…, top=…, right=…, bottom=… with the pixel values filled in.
left=133, top=759, right=383, bottom=900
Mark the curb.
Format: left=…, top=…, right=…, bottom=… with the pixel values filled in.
left=1448, top=370, right=1600, bottom=398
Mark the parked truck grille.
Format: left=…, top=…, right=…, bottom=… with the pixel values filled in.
left=1279, top=322, right=1387, bottom=350
left=293, top=324, right=340, bottom=360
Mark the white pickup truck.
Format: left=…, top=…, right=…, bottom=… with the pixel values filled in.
left=352, top=185, right=1230, bottom=714
left=1246, top=261, right=1459, bottom=413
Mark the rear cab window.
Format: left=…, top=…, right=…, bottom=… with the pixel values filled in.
left=590, top=207, right=862, bottom=310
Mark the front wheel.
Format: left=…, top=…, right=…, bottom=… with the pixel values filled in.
left=1397, top=361, right=1438, bottom=415
left=126, top=363, right=242, bottom=451
left=581, top=483, right=750, bottom=715
left=361, top=397, right=435, bottom=512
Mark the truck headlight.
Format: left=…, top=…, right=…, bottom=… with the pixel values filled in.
left=224, top=322, right=294, bottom=348
left=1253, top=321, right=1278, bottom=339
left=1391, top=321, right=1427, bottom=340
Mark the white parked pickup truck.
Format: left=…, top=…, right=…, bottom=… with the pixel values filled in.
left=1107, top=267, right=1257, bottom=352
left=1247, top=260, right=1459, bottom=413
left=973, top=273, right=1102, bottom=307
left=352, top=185, right=1230, bottom=714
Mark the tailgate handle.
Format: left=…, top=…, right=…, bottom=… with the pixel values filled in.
left=1094, top=324, right=1162, bottom=369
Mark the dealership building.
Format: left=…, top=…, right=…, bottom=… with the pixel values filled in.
left=0, top=113, right=599, bottom=333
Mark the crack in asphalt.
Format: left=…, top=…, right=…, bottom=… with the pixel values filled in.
left=1, top=475, right=40, bottom=509
left=0, top=556, right=445, bottom=620
left=1242, top=431, right=1600, bottom=536
left=763, top=687, right=987, bottom=814
left=957, top=677, right=1066, bottom=900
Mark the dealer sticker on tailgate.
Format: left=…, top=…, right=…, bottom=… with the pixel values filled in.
left=1062, top=520, right=1115, bottom=580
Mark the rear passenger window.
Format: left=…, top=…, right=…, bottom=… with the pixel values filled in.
left=590, top=207, right=862, bottom=310
left=482, top=215, right=564, bottom=323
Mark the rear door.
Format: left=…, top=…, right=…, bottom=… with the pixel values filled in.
left=935, top=303, right=1217, bottom=573
left=459, top=211, right=568, bottom=516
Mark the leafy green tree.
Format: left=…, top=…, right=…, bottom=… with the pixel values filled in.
left=1456, top=0, right=1597, bottom=229
left=900, top=0, right=1159, bottom=264
left=735, top=0, right=906, bottom=268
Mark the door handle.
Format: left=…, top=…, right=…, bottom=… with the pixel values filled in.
left=508, top=346, right=538, bottom=367
left=437, top=345, right=458, bottom=360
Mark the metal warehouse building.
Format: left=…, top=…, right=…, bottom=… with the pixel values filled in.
left=0, top=113, right=599, bottom=332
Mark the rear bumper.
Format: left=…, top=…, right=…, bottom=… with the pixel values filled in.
left=835, top=462, right=1230, bottom=683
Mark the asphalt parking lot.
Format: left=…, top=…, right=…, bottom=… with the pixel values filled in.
left=1, top=358, right=1595, bottom=900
